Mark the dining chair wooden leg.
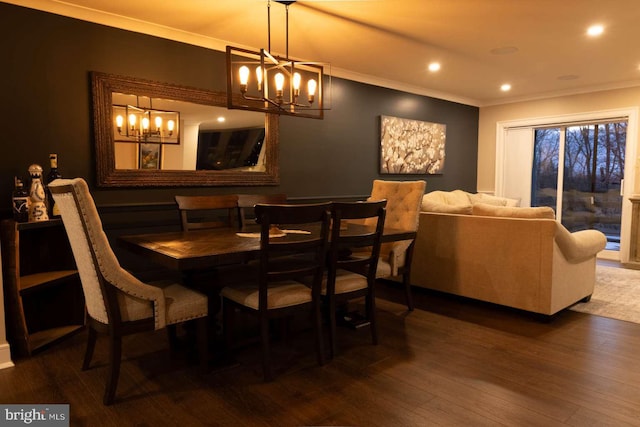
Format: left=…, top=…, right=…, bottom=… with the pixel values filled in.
left=104, top=334, right=122, bottom=405
left=314, top=302, right=325, bottom=366
left=82, top=326, right=97, bottom=370
left=367, top=293, right=378, bottom=345
left=260, top=314, right=273, bottom=382
left=327, top=297, right=337, bottom=360
left=196, top=317, right=209, bottom=372
left=223, top=301, right=235, bottom=363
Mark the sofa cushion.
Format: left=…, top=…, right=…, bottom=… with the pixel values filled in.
left=469, top=192, right=521, bottom=207
left=504, top=197, right=522, bottom=207
left=469, top=192, right=507, bottom=206
left=421, top=190, right=473, bottom=213
left=421, top=190, right=471, bottom=205
left=472, top=203, right=556, bottom=219
left=421, top=200, right=473, bottom=214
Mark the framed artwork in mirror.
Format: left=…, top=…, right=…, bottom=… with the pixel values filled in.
left=138, top=143, right=161, bottom=169
left=379, top=115, right=446, bottom=175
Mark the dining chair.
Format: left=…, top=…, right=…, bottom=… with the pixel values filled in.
left=324, top=200, right=386, bottom=359
left=237, top=193, right=288, bottom=229
left=364, top=179, right=426, bottom=311
left=49, top=178, right=209, bottom=405
left=175, top=194, right=239, bottom=231
left=220, top=202, right=331, bottom=381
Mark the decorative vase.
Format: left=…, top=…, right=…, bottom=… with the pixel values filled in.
left=28, top=164, right=49, bottom=222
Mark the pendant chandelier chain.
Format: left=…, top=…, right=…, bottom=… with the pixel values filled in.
left=267, top=0, right=291, bottom=59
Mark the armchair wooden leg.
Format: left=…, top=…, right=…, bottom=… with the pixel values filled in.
left=403, top=241, right=416, bottom=312
left=403, top=271, right=414, bottom=312
left=167, top=324, right=179, bottom=359
left=82, top=326, right=97, bottom=371
left=104, top=334, right=122, bottom=406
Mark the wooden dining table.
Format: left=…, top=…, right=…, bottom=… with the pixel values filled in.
left=118, top=223, right=417, bottom=278
left=118, top=223, right=417, bottom=353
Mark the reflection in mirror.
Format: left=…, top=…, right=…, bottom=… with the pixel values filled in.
left=112, top=94, right=266, bottom=172
left=91, top=72, right=279, bottom=187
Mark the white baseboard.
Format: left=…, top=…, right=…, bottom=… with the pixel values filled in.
left=0, top=342, right=14, bottom=370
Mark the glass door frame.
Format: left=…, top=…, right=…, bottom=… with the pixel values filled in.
left=495, top=107, right=639, bottom=263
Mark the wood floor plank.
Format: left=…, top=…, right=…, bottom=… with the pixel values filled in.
left=2, top=282, right=640, bottom=426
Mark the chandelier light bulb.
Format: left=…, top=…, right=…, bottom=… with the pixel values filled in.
left=239, top=66, right=250, bottom=92
left=292, top=72, right=301, bottom=98
left=155, top=116, right=162, bottom=130
left=116, top=115, right=124, bottom=132
left=141, top=116, right=150, bottom=130
left=167, top=120, right=175, bottom=135
left=256, top=66, right=263, bottom=91
left=307, top=79, right=317, bottom=103
left=128, top=113, right=137, bottom=129
left=275, top=72, right=285, bottom=101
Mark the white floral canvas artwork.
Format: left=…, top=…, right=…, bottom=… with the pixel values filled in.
left=380, top=115, right=446, bottom=174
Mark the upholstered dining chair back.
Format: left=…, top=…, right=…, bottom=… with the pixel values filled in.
left=365, top=179, right=426, bottom=311
left=175, top=194, right=239, bottom=231
left=366, top=180, right=426, bottom=234
left=50, top=178, right=208, bottom=405
left=50, top=178, right=163, bottom=328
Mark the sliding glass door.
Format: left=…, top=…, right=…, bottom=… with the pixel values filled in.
left=532, top=121, right=627, bottom=251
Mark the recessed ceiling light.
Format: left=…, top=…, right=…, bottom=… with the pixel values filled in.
left=217, top=116, right=226, bottom=122
left=587, top=24, right=604, bottom=37
left=500, top=83, right=511, bottom=92
left=428, top=62, right=441, bottom=72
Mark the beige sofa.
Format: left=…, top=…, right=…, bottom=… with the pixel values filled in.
left=410, top=190, right=607, bottom=316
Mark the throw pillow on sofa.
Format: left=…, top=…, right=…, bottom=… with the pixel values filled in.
left=470, top=192, right=521, bottom=207
left=472, top=203, right=556, bottom=219
left=421, top=199, right=473, bottom=214
left=421, top=190, right=473, bottom=214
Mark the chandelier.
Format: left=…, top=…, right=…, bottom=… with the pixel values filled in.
left=112, top=97, right=180, bottom=144
left=226, top=0, right=330, bottom=119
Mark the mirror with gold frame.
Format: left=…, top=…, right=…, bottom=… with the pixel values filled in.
left=91, top=72, right=279, bottom=187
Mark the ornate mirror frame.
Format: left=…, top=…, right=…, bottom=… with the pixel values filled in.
left=91, top=71, right=279, bottom=187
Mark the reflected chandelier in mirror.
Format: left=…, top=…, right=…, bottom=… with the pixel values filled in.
left=91, top=72, right=279, bottom=187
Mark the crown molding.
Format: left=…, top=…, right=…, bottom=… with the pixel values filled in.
left=6, top=0, right=482, bottom=107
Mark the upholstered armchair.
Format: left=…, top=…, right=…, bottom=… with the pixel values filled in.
left=365, top=179, right=426, bottom=311
left=50, top=178, right=209, bottom=405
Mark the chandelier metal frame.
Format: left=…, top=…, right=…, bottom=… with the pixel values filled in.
left=226, top=0, right=330, bottom=119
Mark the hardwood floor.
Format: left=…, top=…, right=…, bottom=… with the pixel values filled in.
left=2, top=282, right=640, bottom=426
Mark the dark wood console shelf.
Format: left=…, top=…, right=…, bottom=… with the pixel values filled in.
left=1, top=219, right=85, bottom=357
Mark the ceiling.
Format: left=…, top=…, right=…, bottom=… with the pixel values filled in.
left=9, top=0, right=640, bottom=106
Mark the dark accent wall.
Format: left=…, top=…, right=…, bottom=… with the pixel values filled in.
left=0, top=3, right=478, bottom=219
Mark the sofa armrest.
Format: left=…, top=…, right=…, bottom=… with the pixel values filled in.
left=554, top=225, right=607, bottom=263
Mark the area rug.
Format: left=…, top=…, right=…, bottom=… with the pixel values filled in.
left=570, top=265, right=640, bottom=324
